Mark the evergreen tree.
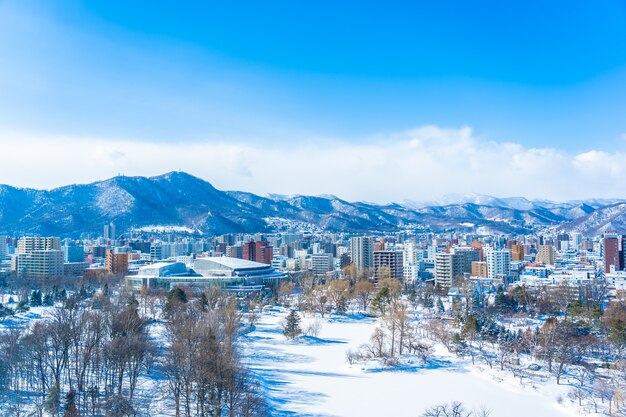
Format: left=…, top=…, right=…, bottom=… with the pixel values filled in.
left=336, top=295, right=348, bottom=315
left=199, top=292, right=208, bottom=311
left=283, top=310, right=302, bottom=340
left=43, top=292, right=54, bottom=306
left=15, top=300, right=30, bottom=313
left=165, top=287, right=188, bottom=316
left=437, top=298, right=445, bottom=313
left=63, top=390, right=78, bottom=417
left=423, top=292, right=434, bottom=309
left=371, top=287, right=390, bottom=315
left=45, top=384, right=60, bottom=416
left=168, top=287, right=188, bottom=304
left=30, top=289, right=42, bottom=306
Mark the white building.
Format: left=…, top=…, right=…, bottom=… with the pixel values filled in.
left=484, top=247, right=511, bottom=280
left=311, top=253, right=334, bottom=275
left=350, top=236, right=373, bottom=271
left=403, top=241, right=419, bottom=283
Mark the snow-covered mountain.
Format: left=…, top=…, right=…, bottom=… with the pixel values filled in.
left=0, top=172, right=624, bottom=236
left=402, top=193, right=623, bottom=211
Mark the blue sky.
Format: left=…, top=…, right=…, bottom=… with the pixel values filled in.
left=1, top=1, right=626, bottom=200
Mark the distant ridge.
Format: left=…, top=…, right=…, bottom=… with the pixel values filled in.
left=0, top=172, right=624, bottom=236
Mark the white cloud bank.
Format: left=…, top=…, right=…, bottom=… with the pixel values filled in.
left=1, top=126, right=624, bottom=203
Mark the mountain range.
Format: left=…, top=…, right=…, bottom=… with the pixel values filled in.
left=0, top=172, right=625, bottom=237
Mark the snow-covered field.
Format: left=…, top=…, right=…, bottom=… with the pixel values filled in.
left=245, top=309, right=587, bottom=417
left=0, top=295, right=600, bottom=417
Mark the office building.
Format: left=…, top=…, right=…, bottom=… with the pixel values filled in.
left=106, top=249, right=129, bottom=275
left=471, top=261, right=488, bottom=278
left=0, top=236, right=7, bottom=259
left=373, top=250, right=404, bottom=281
left=535, top=245, right=555, bottom=265
left=242, top=240, right=273, bottom=265
left=17, top=236, right=60, bottom=253
left=511, top=244, right=525, bottom=261
left=311, top=253, right=334, bottom=275
left=104, top=222, right=116, bottom=241
left=12, top=236, right=64, bottom=278
left=434, top=252, right=463, bottom=288
left=485, top=247, right=511, bottom=280
left=452, top=247, right=481, bottom=274
left=350, top=236, right=373, bottom=271
left=603, top=233, right=624, bottom=273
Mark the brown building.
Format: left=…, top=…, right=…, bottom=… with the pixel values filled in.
left=471, top=261, right=488, bottom=278
left=511, top=244, right=525, bottom=261
left=106, top=249, right=129, bottom=275
left=242, top=240, right=273, bottom=265
left=373, top=250, right=404, bottom=281
left=603, top=233, right=624, bottom=273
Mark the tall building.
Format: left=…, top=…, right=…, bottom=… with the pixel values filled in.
left=511, top=244, right=525, bottom=261
left=535, top=245, right=555, bottom=265
left=311, top=253, right=334, bottom=275
left=242, top=240, right=273, bottom=265
left=106, top=249, right=129, bottom=274
left=603, top=233, right=625, bottom=273
left=434, top=252, right=463, bottom=288
left=104, top=222, right=116, bottom=241
left=350, top=236, right=373, bottom=271
left=452, top=247, right=480, bottom=274
left=373, top=250, right=404, bottom=281
left=12, top=237, right=64, bottom=278
left=17, top=236, right=60, bottom=253
left=402, top=241, right=419, bottom=282
left=150, top=244, right=163, bottom=261
left=63, top=243, right=85, bottom=263
left=484, top=247, right=511, bottom=280
left=0, top=236, right=7, bottom=259
left=471, top=261, right=488, bottom=277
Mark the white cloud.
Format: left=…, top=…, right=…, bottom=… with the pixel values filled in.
left=0, top=126, right=622, bottom=203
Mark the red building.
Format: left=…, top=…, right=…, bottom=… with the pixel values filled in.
left=242, top=240, right=273, bottom=265
left=603, top=233, right=624, bottom=273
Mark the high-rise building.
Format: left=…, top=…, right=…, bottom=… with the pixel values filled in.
left=104, top=222, right=116, bottom=241
left=402, top=241, right=419, bottom=282
left=242, top=240, right=273, bottom=265
left=570, top=233, right=583, bottom=250
left=535, top=245, right=555, bottom=265
left=511, top=244, right=525, bottom=261
left=350, top=236, right=373, bottom=271
left=373, top=250, right=404, bottom=281
left=603, top=233, right=625, bottom=273
left=17, top=236, right=60, bottom=253
left=452, top=247, right=481, bottom=274
left=12, top=237, right=64, bottom=278
left=63, top=243, right=85, bottom=263
left=484, top=247, right=511, bottom=280
left=226, top=245, right=243, bottom=259
left=0, top=236, right=7, bottom=259
left=471, top=261, right=488, bottom=277
left=434, top=252, right=463, bottom=288
left=106, top=249, right=129, bottom=274
left=311, top=253, right=334, bottom=275
left=150, top=244, right=163, bottom=261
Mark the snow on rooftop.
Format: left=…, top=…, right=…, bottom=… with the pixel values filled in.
left=197, top=256, right=270, bottom=270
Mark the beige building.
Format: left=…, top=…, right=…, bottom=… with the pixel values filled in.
left=434, top=252, right=463, bottom=287
left=535, top=245, right=555, bottom=265
left=471, top=261, right=488, bottom=277
left=12, top=236, right=64, bottom=279
left=511, top=244, right=525, bottom=261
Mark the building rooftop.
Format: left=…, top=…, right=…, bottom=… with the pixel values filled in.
left=195, top=256, right=270, bottom=270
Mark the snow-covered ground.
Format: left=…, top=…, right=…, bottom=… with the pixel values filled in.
left=245, top=308, right=588, bottom=417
